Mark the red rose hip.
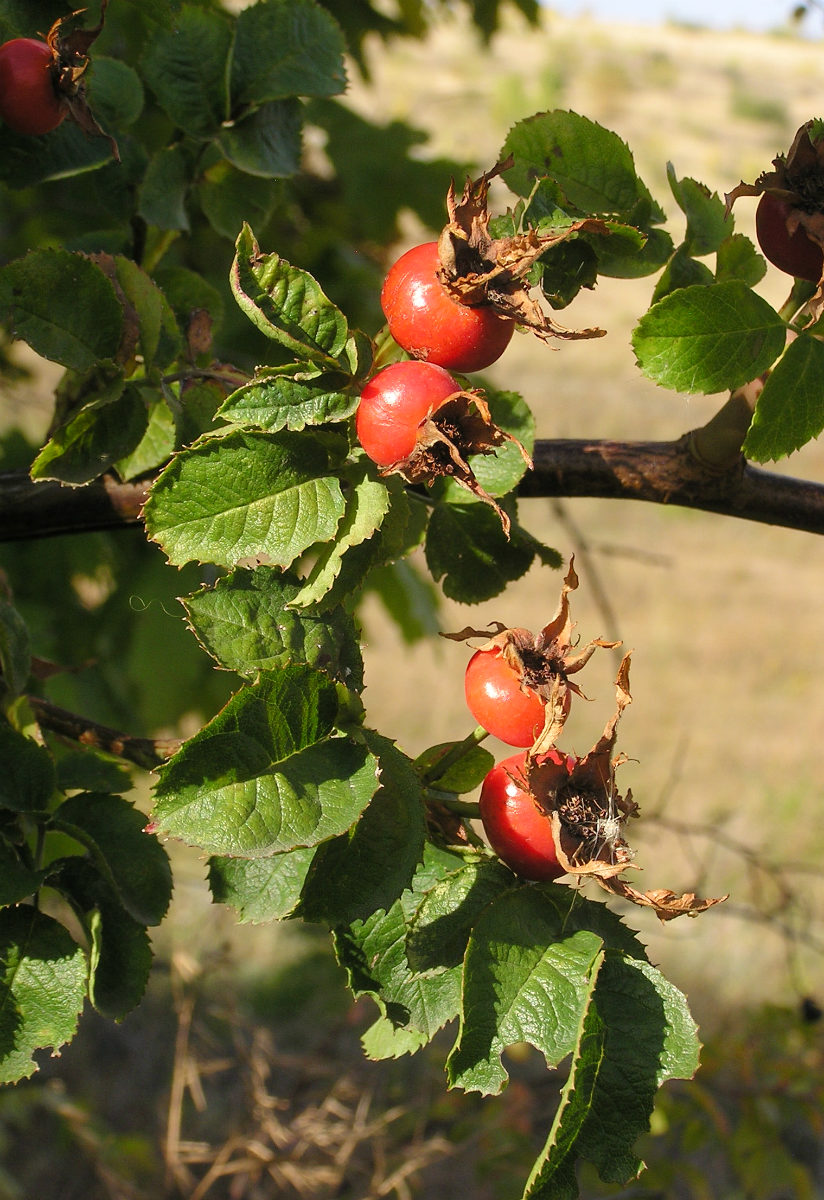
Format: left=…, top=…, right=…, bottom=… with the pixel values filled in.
left=479, top=750, right=568, bottom=881
left=355, top=359, right=461, bottom=467
left=755, top=192, right=824, bottom=283
left=464, top=647, right=546, bottom=747
left=381, top=241, right=514, bottom=373
left=0, top=38, right=66, bottom=136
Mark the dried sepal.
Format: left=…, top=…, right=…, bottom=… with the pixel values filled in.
left=379, top=387, right=531, bottom=537
left=44, top=2, right=119, bottom=161
left=527, top=653, right=636, bottom=876
left=436, top=163, right=607, bottom=343
left=442, top=558, right=619, bottom=746
left=726, top=119, right=824, bottom=315
left=596, top=877, right=728, bottom=922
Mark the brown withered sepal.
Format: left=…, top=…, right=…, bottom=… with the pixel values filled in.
left=435, top=160, right=608, bottom=342
left=43, top=2, right=119, bottom=160
left=726, top=119, right=824, bottom=306
left=527, top=656, right=726, bottom=920
left=379, top=386, right=531, bottom=537
left=443, top=558, right=619, bottom=748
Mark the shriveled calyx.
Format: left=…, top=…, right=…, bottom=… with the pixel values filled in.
left=435, top=159, right=608, bottom=342
left=42, top=1, right=119, bottom=158
left=393, top=388, right=531, bottom=537
left=444, top=558, right=619, bottom=749
left=727, top=120, right=824, bottom=297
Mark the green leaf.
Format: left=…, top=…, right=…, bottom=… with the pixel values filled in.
left=502, top=111, right=658, bottom=219
left=632, top=281, right=786, bottom=395
left=217, top=99, right=303, bottom=179
left=716, top=233, right=767, bottom=287
left=298, top=476, right=421, bottom=614
left=0, top=722, right=57, bottom=813
left=140, top=7, right=232, bottom=138
left=182, top=565, right=364, bottom=689
left=113, top=256, right=181, bottom=370
left=595, top=225, right=674, bottom=280
left=197, top=160, right=282, bottom=241
left=55, top=859, right=152, bottom=1021
left=425, top=501, right=534, bottom=603
left=406, top=860, right=515, bottom=973
left=0, top=122, right=112, bottom=189
left=524, top=955, right=699, bottom=1198
left=0, top=907, right=87, bottom=1084
left=208, top=846, right=317, bottom=922
left=85, top=57, right=145, bottom=130
left=0, top=599, right=30, bottom=698
left=666, top=164, right=732, bottom=256
left=0, top=842, right=47, bottom=907
left=298, top=733, right=427, bottom=925
left=414, top=742, right=495, bottom=795
left=30, top=385, right=149, bottom=486
left=230, top=225, right=352, bottom=367
left=154, top=265, right=225, bottom=335
left=143, top=430, right=345, bottom=569
left=218, top=362, right=359, bottom=432
left=532, top=239, right=599, bottom=308
left=152, top=668, right=379, bottom=856
left=137, top=146, right=191, bottom=232
left=446, top=886, right=605, bottom=1094
left=0, top=249, right=123, bottom=372
left=463, top=388, right=534, bottom=499
left=55, top=751, right=132, bottom=796
left=230, top=0, right=347, bottom=106
left=335, top=843, right=467, bottom=1057
left=87, top=904, right=151, bottom=1021
left=744, top=334, right=824, bottom=461
left=290, top=460, right=392, bottom=607
left=650, top=244, right=715, bottom=305
left=52, top=793, right=172, bottom=927
left=114, top=394, right=176, bottom=481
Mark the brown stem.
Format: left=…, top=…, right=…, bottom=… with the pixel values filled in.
left=28, top=694, right=181, bottom=771
left=3, top=428, right=824, bottom=541
left=520, top=436, right=824, bottom=535
left=688, top=379, right=763, bottom=469
left=0, top=472, right=149, bottom=540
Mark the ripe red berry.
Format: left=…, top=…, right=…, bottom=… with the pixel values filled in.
left=755, top=192, right=824, bottom=283
left=0, top=38, right=66, bottom=136
left=479, top=750, right=569, bottom=881
left=355, top=359, right=460, bottom=467
left=381, top=241, right=514, bottom=373
left=464, top=647, right=546, bottom=747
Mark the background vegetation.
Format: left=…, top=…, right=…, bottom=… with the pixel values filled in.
left=2, top=1, right=823, bottom=1197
